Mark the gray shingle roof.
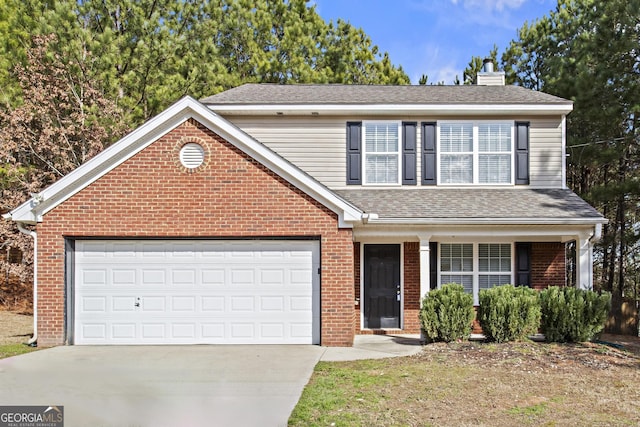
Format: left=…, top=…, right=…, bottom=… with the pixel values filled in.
left=201, top=84, right=571, bottom=105
left=333, top=188, right=604, bottom=222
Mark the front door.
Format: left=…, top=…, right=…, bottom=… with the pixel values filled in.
left=364, top=244, right=401, bottom=329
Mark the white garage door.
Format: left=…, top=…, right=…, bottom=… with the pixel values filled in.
left=73, top=240, right=320, bottom=345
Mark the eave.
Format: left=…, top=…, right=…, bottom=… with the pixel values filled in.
left=205, top=103, right=573, bottom=116
left=4, top=96, right=363, bottom=228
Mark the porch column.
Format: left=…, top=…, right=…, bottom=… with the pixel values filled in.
left=576, top=233, right=594, bottom=290
left=418, top=235, right=432, bottom=301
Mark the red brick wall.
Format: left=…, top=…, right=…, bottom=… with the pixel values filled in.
left=403, top=242, right=421, bottom=333
left=37, top=119, right=354, bottom=346
left=531, top=242, right=566, bottom=290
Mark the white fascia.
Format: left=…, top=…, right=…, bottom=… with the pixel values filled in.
left=6, top=96, right=362, bottom=228
left=352, top=223, right=598, bottom=241
left=206, top=103, right=574, bottom=116
left=562, top=115, right=568, bottom=189
left=363, top=217, right=608, bottom=226
left=6, top=105, right=193, bottom=224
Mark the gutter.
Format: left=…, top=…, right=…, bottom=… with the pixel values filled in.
left=361, top=216, right=608, bottom=226
left=16, top=223, right=37, bottom=346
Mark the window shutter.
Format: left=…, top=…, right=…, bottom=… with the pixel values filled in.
left=346, top=122, right=362, bottom=185
left=402, top=122, right=417, bottom=185
left=515, top=242, right=532, bottom=287
left=515, top=121, right=530, bottom=185
left=422, top=122, right=437, bottom=185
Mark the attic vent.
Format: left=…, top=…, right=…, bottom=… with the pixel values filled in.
left=179, top=143, right=205, bottom=169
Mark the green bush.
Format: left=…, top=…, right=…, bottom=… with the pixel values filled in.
left=420, top=283, right=475, bottom=343
left=540, top=286, right=611, bottom=342
left=478, top=285, right=541, bottom=343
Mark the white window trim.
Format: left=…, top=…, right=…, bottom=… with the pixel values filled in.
left=437, top=242, right=515, bottom=305
left=437, top=120, right=515, bottom=186
left=362, top=120, right=402, bottom=186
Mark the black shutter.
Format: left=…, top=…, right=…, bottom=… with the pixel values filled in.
left=422, top=122, right=437, bottom=185
left=429, top=242, right=438, bottom=290
left=515, top=242, right=532, bottom=287
left=515, top=121, right=530, bottom=185
left=346, top=122, right=362, bottom=185
left=402, top=122, right=417, bottom=185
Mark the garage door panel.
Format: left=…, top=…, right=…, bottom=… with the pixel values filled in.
left=112, top=323, right=136, bottom=339
left=74, top=240, right=319, bottom=345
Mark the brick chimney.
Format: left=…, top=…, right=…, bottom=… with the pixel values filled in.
left=477, top=58, right=505, bottom=86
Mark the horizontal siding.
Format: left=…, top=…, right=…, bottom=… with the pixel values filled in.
left=227, top=115, right=565, bottom=189
left=529, top=118, right=563, bottom=188
left=228, top=116, right=348, bottom=188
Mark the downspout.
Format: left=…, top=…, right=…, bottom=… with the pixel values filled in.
left=16, top=223, right=37, bottom=346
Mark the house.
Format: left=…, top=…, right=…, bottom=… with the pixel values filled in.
left=4, top=66, right=606, bottom=347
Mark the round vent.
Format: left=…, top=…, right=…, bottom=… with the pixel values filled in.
left=179, top=143, right=205, bottom=169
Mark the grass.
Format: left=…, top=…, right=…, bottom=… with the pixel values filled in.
left=0, top=343, right=38, bottom=360
left=289, top=341, right=640, bottom=427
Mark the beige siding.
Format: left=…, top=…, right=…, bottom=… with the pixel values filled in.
left=529, top=117, right=564, bottom=188
left=226, top=115, right=565, bottom=189
left=228, top=116, right=348, bottom=188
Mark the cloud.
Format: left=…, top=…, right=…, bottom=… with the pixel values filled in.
left=451, top=0, right=526, bottom=12
left=410, top=43, right=462, bottom=85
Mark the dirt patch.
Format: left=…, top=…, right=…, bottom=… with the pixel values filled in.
left=0, top=311, right=33, bottom=345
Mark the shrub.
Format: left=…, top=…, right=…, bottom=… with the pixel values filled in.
left=420, top=283, right=475, bottom=342
left=478, top=285, right=540, bottom=343
left=540, top=286, right=611, bottom=342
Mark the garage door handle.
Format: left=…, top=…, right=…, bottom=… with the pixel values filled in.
left=135, top=297, right=140, bottom=308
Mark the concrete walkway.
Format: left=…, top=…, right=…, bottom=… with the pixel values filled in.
left=0, top=335, right=421, bottom=427
left=320, top=333, right=423, bottom=361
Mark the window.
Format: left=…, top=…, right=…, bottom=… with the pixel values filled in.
left=439, top=243, right=512, bottom=304
left=440, top=124, right=473, bottom=184
left=479, top=243, right=512, bottom=292
left=439, top=122, right=513, bottom=184
left=440, top=243, right=473, bottom=294
left=363, top=122, right=400, bottom=184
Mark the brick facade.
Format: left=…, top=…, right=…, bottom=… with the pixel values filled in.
left=36, top=119, right=354, bottom=347
left=402, top=242, right=421, bottom=333
left=531, top=242, right=566, bottom=290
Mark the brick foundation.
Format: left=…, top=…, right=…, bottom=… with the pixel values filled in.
left=36, top=119, right=354, bottom=346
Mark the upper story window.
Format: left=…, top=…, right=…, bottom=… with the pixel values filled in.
left=439, top=122, right=513, bottom=185
left=347, top=120, right=527, bottom=187
left=363, top=122, right=401, bottom=184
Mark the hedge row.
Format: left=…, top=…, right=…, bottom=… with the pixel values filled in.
left=419, top=283, right=611, bottom=343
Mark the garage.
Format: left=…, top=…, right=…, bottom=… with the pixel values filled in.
left=72, top=239, right=320, bottom=345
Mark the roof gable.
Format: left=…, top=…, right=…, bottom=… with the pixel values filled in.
left=5, top=96, right=362, bottom=226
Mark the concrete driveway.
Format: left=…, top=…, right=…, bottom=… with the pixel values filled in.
left=0, top=345, right=324, bottom=427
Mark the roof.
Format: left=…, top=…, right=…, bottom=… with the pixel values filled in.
left=4, top=96, right=362, bottom=226
left=202, top=83, right=572, bottom=106
left=333, top=188, right=606, bottom=225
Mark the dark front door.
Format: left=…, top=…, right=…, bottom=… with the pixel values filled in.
left=364, top=244, right=401, bottom=329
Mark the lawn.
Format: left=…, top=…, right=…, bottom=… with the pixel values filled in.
left=0, top=343, right=38, bottom=359
left=290, top=341, right=640, bottom=426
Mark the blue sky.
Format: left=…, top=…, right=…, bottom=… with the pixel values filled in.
left=313, top=0, right=557, bottom=84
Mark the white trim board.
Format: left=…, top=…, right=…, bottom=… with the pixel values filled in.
left=5, top=96, right=362, bottom=227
